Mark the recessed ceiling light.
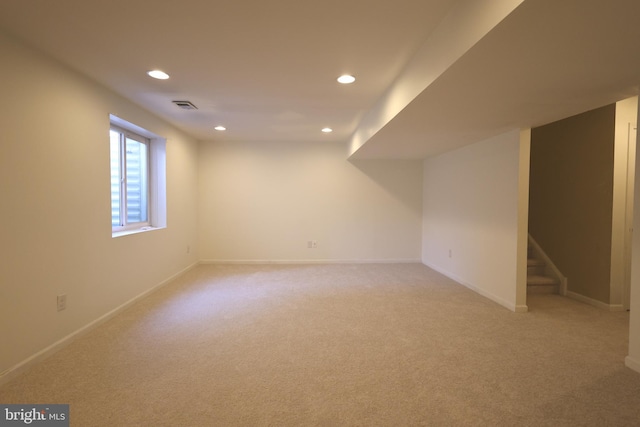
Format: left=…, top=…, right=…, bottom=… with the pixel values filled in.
left=214, top=126, right=226, bottom=131
left=337, top=74, right=355, bottom=84
left=147, top=70, right=170, bottom=80
left=321, top=127, right=333, bottom=133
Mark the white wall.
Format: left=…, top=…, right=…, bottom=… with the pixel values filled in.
left=612, top=96, right=638, bottom=310
left=0, top=33, right=199, bottom=379
left=626, top=105, right=640, bottom=374
left=349, top=0, right=525, bottom=156
left=198, top=140, right=423, bottom=262
left=422, top=130, right=526, bottom=311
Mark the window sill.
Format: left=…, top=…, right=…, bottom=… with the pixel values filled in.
left=112, top=226, right=165, bottom=239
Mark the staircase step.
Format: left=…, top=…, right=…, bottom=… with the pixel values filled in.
left=527, top=258, right=546, bottom=275
left=527, top=283, right=559, bottom=294
left=527, top=258, right=545, bottom=267
left=527, top=275, right=559, bottom=294
left=527, top=238, right=561, bottom=294
left=527, top=275, right=559, bottom=286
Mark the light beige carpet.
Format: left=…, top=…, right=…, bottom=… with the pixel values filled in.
left=1, top=263, right=639, bottom=426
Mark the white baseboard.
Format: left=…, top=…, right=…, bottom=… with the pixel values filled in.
left=514, top=305, right=529, bottom=313
left=199, top=259, right=422, bottom=265
left=565, top=290, right=625, bottom=311
left=424, top=262, right=525, bottom=313
left=0, top=262, right=198, bottom=387
left=625, top=355, right=640, bottom=374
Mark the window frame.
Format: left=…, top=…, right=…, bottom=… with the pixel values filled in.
left=110, top=125, right=152, bottom=232
left=109, top=114, right=167, bottom=238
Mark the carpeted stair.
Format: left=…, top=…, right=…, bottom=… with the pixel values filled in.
left=527, top=249, right=559, bottom=294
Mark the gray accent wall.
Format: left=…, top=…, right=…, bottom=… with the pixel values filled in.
left=529, top=104, right=615, bottom=303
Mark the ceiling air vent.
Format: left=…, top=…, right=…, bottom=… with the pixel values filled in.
left=172, top=100, right=198, bottom=110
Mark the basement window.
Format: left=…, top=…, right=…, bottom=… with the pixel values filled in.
left=109, top=115, right=166, bottom=237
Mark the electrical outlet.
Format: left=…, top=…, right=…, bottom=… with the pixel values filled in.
left=312, top=240, right=318, bottom=248
left=448, top=249, right=452, bottom=258
left=186, top=245, right=191, bottom=254
left=57, top=294, right=67, bottom=312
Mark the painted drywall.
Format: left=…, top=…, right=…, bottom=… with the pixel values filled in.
left=349, top=0, right=525, bottom=157
left=422, top=130, right=524, bottom=311
left=517, top=129, right=531, bottom=310
left=198, top=141, right=422, bottom=262
left=611, top=97, right=638, bottom=309
left=626, top=104, right=640, bottom=374
left=0, top=33, right=199, bottom=378
left=529, top=105, right=615, bottom=304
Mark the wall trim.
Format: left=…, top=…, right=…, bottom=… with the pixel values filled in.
left=0, top=262, right=199, bottom=387
left=424, top=262, right=526, bottom=313
left=565, top=290, right=625, bottom=312
left=199, top=259, right=422, bottom=265
left=625, top=355, right=640, bottom=374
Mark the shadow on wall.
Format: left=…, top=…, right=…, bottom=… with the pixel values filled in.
left=349, top=159, right=423, bottom=214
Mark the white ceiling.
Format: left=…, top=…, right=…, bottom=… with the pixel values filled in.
left=354, top=0, right=640, bottom=158
left=0, top=0, right=639, bottom=158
